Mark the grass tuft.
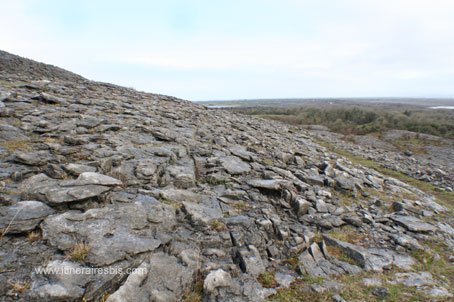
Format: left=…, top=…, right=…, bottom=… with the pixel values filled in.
left=258, top=271, right=278, bottom=288
left=209, top=219, right=226, bottom=231
left=66, top=242, right=90, bottom=262
left=27, top=231, right=42, bottom=243
left=8, top=280, right=30, bottom=294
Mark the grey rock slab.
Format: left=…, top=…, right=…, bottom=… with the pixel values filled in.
left=366, top=248, right=415, bottom=271
left=323, top=236, right=369, bottom=268
left=76, top=116, right=103, bottom=128
left=390, top=215, right=437, bottom=233
left=45, top=185, right=111, bottom=204
left=63, top=163, right=97, bottom=175
left=165, top=160, right=196, bottom=188
left=334, top=175, right=356, bottom=192
left=219, top=155, right=251, bottom=175
left=20, top=173, right=116, bottom=204
left=393, top=272, right=434, bottom=287
left=182, top=196, right=223, bottom=225
left=204, top=269, right=233, bottom=293
left=0, top=200, right=54, bottom=234
left=148, top=127, right=177, bottom=141
left=0, top=124, right=29, bottom=141
left=62, top=172, right=122, bottom=186
left=19, top=173, right=58, bottom=200
left=247, top=179, right=289, bottom=191
left=107, top=252, right=194, bottom=302
left=153, top=188, right=203, bottom=203
left=298, top=249, right=328, bottom=277
left=204, top=269, right=246, bottom=302
left=236, top=245, right=266, bottom=276
left=12, top=150, right=52, bottom=166
left=106, top=261, right=149, bottom=302
left=297, top=173, right=325, bottom=186
left=42, top=201, right=175, bottom=266
left=315, top=199, right=328, bottom=213
left=229, top=145, right=256, bottom=161
left=423, top=286, right=453, bottom=298
left=293, top=198, right=311, bottom=216
left=362, top=277, right=382, bottom=287
left=274, top=271, right=295, bottom=288
left=31, top=260, right=92, bottom=300
left=324, top=236, right=415, bottom=271
left=32, top=92, right=66, bottom=104
left=389, top=233, right=423, bottom=250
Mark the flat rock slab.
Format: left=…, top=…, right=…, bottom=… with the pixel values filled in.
left=107, top=252, right=194, bottom=302
left=0, top=124, right=29, bottom=141
left=247, top=179, right=289, bottom=191
left=182, top=196, right=223, bottom=225
left=42, top=201, right=176, bottom=266
left=393, top=272, right=434, bottom=287
left=323, top=236, right=415, bottom=271
left=31, top=260, right=91, bottom=300
left=62, top=172, right=122, bottom=186
left=63, top=163, right=97, bottom=175
left=390, top=215, right=437, bottom=232
left=220, top=155, right=251, bottom=175
left=20, top=173, right=120, bottom=204
left=12, top=151, right=53, bottom=166
left=45, top=185, right=111, bottom=204
left=0, top=200, right=54, bottom=234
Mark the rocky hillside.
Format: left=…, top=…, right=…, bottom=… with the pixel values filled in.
left=0, top=50, right=453, bottom=302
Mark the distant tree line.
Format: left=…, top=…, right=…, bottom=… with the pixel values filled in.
left=231, top=105, right=454, bottom=138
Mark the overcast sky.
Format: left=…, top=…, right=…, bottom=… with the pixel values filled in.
left=1, top=0, right=454, bottom=101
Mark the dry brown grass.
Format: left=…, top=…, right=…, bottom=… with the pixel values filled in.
left=8, top=280, right=30, bottom=294
left=27, top=231, right=42, bottom=243
left=327, top=226, right=368, bottom=246
left=209, top=219, right=226, bottom=231
left=0, top=140, right=31, bottom=152
left=66, top=242, right=90, bottom=262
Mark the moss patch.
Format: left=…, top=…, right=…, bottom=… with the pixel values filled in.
left=258, top=272, right=278, bottom=288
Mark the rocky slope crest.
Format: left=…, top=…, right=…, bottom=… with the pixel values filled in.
left=0, top=51, right=453, bottom=301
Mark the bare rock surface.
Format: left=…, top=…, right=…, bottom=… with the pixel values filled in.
left=0, top=50, right=453, bottom=301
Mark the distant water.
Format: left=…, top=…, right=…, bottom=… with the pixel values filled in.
left=206, top=105, right=238, bottom=108
left=429, top=106, right=454, bottom=109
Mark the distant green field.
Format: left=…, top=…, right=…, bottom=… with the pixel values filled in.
left=211, top=100, right=454, bottom=138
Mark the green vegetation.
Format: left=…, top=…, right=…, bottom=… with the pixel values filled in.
left=233, top=104, right=454, bottom=138
left=209, top=219, right=226, bottom=231
left=258, top=272, right=278, bottom=288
